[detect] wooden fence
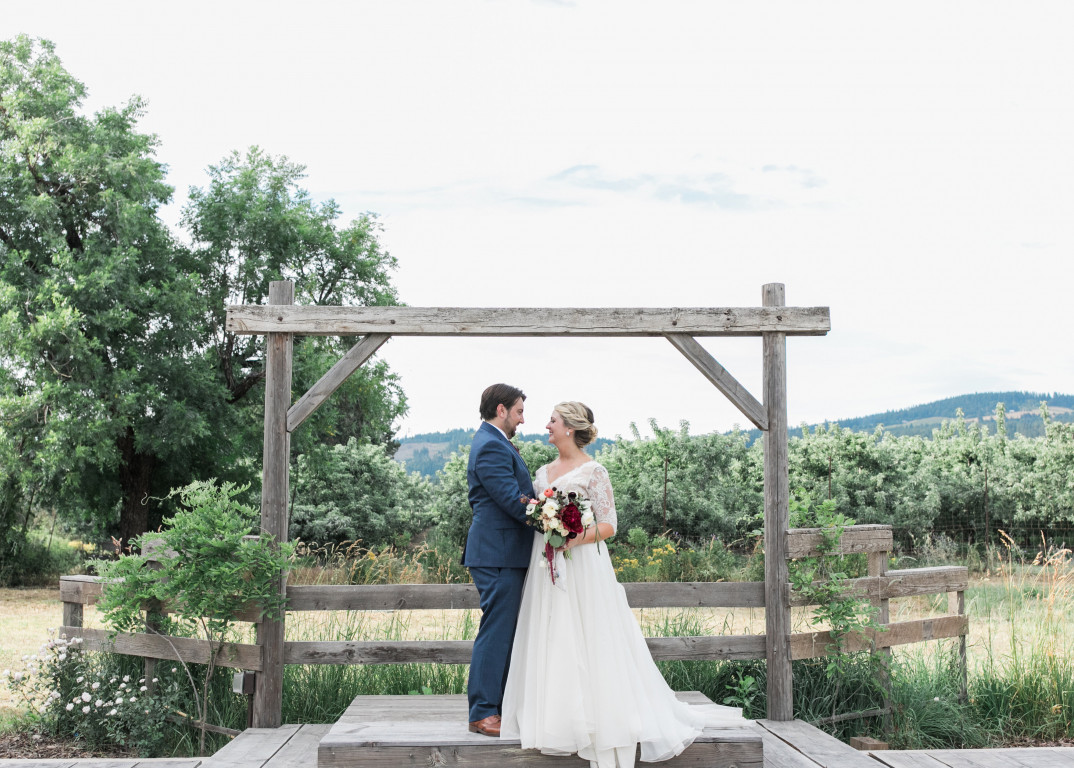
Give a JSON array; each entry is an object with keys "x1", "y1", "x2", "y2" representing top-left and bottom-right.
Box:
[{"x1": 58, "y1": 523, "x2": 968, "y2": 726}]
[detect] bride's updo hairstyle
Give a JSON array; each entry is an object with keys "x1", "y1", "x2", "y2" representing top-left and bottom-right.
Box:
[{"x1": 554, "y1": 401, "x2": 598, "y2": 448}]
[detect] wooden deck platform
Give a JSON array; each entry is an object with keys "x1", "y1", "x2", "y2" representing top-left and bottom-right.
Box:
[
  {"x1": 4, "y1": 695, "x2": 1074, "y2": 768},
  {"x1": 318, "y1": 692, "x2": 761, "y2": 767}
]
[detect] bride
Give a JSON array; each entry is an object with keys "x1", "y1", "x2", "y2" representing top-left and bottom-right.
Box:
[{"x1": 500, "y1": 401, "x2": 744, "y2": 768}]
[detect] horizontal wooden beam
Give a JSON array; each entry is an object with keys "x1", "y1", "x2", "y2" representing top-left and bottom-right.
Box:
[
  {"x1": 790, "y1": 614, "x2": 968, "y2": 659},
  {"x1": 665, "y1": 335, "x2": 768, "y2": 430},
  {"x1": 285, "y1": 634, "x2": 767, "y2": 665},
  {"x1": 285, "y1": 581, "x2": 767, "y2": 611},
  {"x1": 62, "y1": 627, "x2": 262, "y2": 670},
  {"x1": 786, "y1": 525, "x2": 894, "y2": 559},
  {"x1": 287, "y1": 333, "x2": 389, "y2": 432},
  {"x1": 789, "y1": 566, "x2": 969, "y2": 607},
  {"x1": 226, "y1": 306, "x2": 831, "y2": 337}
]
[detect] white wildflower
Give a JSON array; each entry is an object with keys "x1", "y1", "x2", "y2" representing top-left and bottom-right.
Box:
[
  {"x1": 91, "y1": 682, "x2": 100, "y2": 690},
  {"x1": 65, "y1": 703, "x2": 74, "y2": 711},
  {"x1": 95, "y1": 700, "x2": 104, "y2": 707},
  {"x1": 140, "y1": 686, "x2": 147, "y2": 692},
  {"x1": 81, "y1": 692, "x2": 91, "y2": 702},
  {"x1": 122, "y1": 675, "x2": 130, "y2": 682},
  {"x1": 76, "y1": 676, "x2": 85, "y2": 683},
  {"x1": 82, "y1": 706, "x2": 91, "y2": 714},
  {"x1": 108, "y1": 708, "x2": 117, "y2": 716}
]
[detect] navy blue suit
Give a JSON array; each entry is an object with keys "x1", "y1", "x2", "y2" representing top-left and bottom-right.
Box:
[{"x1": 464, "y1": 422, "x2": 534, "y2": 722}]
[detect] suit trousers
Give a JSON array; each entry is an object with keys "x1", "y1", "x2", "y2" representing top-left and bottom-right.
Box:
[{"x1": 467, "y1": 565, "x2": 527, "y2": 722}]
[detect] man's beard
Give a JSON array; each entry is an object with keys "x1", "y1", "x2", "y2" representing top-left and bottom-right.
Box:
[{"x1": 504, "y1": 423, "x2": 517, "y2": 438}]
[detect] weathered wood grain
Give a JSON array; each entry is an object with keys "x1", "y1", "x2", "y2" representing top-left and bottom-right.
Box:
[
  {"x1": 758, "y1": 718, "x2": 877, "y2": 766},
  {"x1": 61, "y1": 627, "x2": 261, "y2": 670},
  {"x1": 786, "y1": 524, "x2": 894, "y2": 559},
  {"x1": 320, "y1": 693, "x2": 761, "y2": 768},
  {"x1": 207, "y1": 723, "x2": 301, "y2": 768},
  {"x1": 285, "y1": 581, "x2": 767, "y2": 611},
  {"x1": 874, "y1": 753, "x2": 952, "y2": 768},
  {"x1": 60, "y1": 574, "x2": 105, "y2": 605},
  {"x1": 763, "y1": 283, "x2": 793, "y2": 722},
  {"x1": 255, "y1": 282, "x2": 293, "y2": 730},
  {"x1": 664, "y1": 334, "x2": 769, "y2": 430},
  {"x1": 790, "y1": 615, "x2": 969, "y2": 660},
  {"x1": 788, "y1": 566, "x2": 969, "y2": 606},
  {"x1": 286, "y1": 333, "x2": 389, "y2": 432},
  {"x1": 284, "y1": 634, "x2": 768, "y2": 665},
  {"x1": 225, "y1": 305, "x2": 832, "y2": 337}
]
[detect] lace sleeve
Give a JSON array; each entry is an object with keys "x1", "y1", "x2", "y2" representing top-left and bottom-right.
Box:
[{"x1": 586, "y1": 463, "x2": 617, "y2": 534}]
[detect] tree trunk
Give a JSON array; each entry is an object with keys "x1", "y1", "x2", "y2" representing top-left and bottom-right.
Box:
[{"x1": 117, "y1": 428, "x2": 155, "y2": 549}]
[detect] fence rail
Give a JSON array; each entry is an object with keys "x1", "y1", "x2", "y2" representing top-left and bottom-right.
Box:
[{"x1": 59, "y1": 524, "x2": 968, "y2": 719}]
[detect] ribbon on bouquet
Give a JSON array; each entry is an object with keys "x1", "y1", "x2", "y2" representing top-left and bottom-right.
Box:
[{"x1": 542, "y1": 542, "x2": 569, "y2": 592}]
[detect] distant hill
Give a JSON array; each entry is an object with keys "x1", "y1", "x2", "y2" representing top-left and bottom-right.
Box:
[
  {"x1": 752, "y1": 391, "x2": 1074, "y2": 442},
  {"x1": 395, "y1": 428, "x2": 613, "y2": 477}
]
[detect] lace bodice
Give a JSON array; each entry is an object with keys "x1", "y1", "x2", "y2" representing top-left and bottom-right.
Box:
[{"x1": 535, "y1": 461, "x2": 617, "y2": 533}]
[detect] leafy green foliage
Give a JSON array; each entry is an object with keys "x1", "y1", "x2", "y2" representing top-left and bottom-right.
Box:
[
  {"x1": 94, "y1": 479, "x2": 292, "y2": 753},
  {"x1": 290, "y1": 439, "x2": 433, "y2": 547},
  {"x1": 599, "y1": 420, "x2": 760, "y2": 542},
  {"x1": 0, "y1": 37, "x2": 408, "y2": 575}
]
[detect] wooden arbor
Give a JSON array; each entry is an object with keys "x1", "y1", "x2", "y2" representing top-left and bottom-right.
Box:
[{"x1": 225, "y1": 281, "x2": 831, "y2": 727}]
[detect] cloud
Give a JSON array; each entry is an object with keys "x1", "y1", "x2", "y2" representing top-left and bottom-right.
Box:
[
  {"x1": 761, "y1": 164, "x2": 826, "y2": 189},
  {"x1": 549, "y1": 164, "x2": 764, "y2": 209}
]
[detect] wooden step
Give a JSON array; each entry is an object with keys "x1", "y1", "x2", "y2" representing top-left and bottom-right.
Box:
[{"x1": 317, "y1": 693, "x2": 762, "y2": 767}]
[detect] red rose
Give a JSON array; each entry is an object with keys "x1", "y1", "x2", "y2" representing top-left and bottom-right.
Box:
[
  {"x1": 559, "y1": 504, "x2": 584, "y2": 536},
  {"x1": 543, "y1": 488, "x2": 555, "y2": 498}
]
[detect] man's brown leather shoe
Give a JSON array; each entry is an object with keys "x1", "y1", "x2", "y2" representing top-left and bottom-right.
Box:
[{"x1": 468, "y1": 714, "x2": 501, "y2": 736}]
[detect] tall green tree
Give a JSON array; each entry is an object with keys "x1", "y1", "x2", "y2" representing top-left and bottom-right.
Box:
[
  {"x1": 0, "y1": 37, "x2": 408, "y2": 568},
  {"x1": 0, "y1": 35, "x2": 216, "y2": 551},
  {"x1": 181, "y1": 147, "x2": 407, "y2": 457}
]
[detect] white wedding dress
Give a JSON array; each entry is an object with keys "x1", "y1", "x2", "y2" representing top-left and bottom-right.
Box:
[{"x1": 500, "y1": 461, "x2": 745, "y2": 768}]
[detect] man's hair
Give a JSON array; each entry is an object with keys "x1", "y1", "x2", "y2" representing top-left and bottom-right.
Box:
[{"x1": 479, "y1": 383, "x2": 526, "y2": 421}]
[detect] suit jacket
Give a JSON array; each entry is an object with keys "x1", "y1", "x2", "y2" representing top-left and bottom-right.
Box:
[{"x1": 462, "y1": 422, "x2": 535, "y2": 568}]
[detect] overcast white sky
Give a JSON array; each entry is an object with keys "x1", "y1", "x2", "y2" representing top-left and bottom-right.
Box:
[{"x1": 7, "y1": 1, "x2": 1072, "y2": 439}]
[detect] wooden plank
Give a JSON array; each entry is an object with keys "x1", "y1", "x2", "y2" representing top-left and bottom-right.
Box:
[
  {"x1": 665, "y1": 334, "x2": 769, "y2": 430},
  {"x1": 60, "y1": 574, "x2": 105, "y2": 605},
  {"x1": 321, "y1": 693, "x2": 761, "y2": 768},
  {"x1": 758, "y1": 719, "x2": 877, "y2": 766},
  {"x1": 62, "y1": 627, "x2": 261, "y2": 671},
  {"x1": 868, "y1": 752, "x2": 959, "y2": 768},
  {"x1": 225, "y1": 305, "x2": 832, "y2": 337},
  {"x1": 261, "y1": 723, "x2": 331, "y2": 768},
  {"x1": 284, "y1": 634, "x2": 767, "y2": 665},
  {"x1": 790, "y1": 615, "x2": 969, "y2": 660},
  {"x1": 253, "y1": 280, "x2": 292, "y2": 729},
  {"x1": 789, "y1": 567, "x2": 969, "y2": 607},
  {"x1": 60, "y1": 576, "x2": 263, "y2": 622},
  {"x1": 917, "y1": 748, "x2": 1070, "y2": 768},
  {"x1": 757, "y1": 726, "x2": 826, "y2": 768},
  {"x1": 786, "y1": 525, "x2": 893, "y2": 559},
  {"x1": 763, "y1": 283, "x2": 793, "y2": 722},
  {"x1": 286, "y1": 333, "x2": 389, "y2": 432},
  {"x1": 285, "y1": 581, "x2": 766, "y2": 611},
  {"x1": 208, "y1": 723, "x2": 302, "y2": 768}
]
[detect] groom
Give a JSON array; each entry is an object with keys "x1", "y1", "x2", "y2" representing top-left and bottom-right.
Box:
[{"x1": 463, "y1": 383, "x2": 534, "y2": 737}]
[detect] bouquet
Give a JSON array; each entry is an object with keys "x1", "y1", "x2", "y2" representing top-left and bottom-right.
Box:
[{"x1": 524, "y1": 487, "x2": 596, "y2": 584}]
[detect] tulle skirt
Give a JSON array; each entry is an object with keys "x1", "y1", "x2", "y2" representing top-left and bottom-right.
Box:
[{"x1": 500, "y1": 533, "x2": 743, "y2": 768}]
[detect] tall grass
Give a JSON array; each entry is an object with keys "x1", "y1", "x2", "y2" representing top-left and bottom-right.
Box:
[{"x1": 969, "y1": 532, "x2": 1074, "y2": 742}]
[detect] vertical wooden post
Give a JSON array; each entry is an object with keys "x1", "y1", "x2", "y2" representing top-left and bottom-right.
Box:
[
  {"x1": 62, "y1": 598, "x2": 83, "y2": 632},
  {"x1": 252, "y1": 280, "x2": 293, "y2": 728},
  {"x1": 869, "y1": 550, "x2": 892, "y2": 731},
  {"x1": 950, "y1": 590, "x2": 968, "y2": 702},
  {"x1": 763, "y1": 282, "x2": 793, "y2": 721}
]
